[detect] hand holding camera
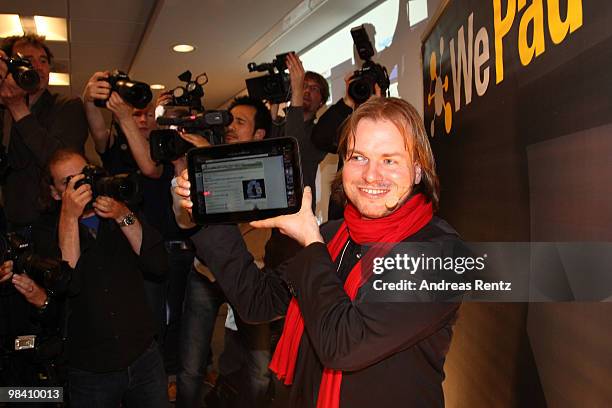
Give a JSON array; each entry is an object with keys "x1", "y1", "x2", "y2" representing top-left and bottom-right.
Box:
[
  {"x1": 106, "y1": 92, "x2": 132, "y2": 122},
  {"x1": 83, "y1": 71, "x2": 111, "y2": 104},
  {"x1": 61, "y1": 174, "x2": 93, "y2": 220},
  {"x1": 285, "y1": 52, "x2": 305, "y2": 107},
  {"x1": 92, "y1": 70, "x2": 152, "y2": 109},
  {"x1": 92, "y1": 195, "x2": 131, "y2": 223}
]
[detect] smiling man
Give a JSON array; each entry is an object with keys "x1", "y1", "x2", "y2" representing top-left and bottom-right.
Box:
[{"x1": 176, "y1": 97, "x2": 464, "y2": 407}]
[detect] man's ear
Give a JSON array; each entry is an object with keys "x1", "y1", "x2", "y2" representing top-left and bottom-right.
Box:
[
  {"x1": 414, "y1": 164, "x2": 422, "y2": 185},
  {"x1": 253, "y1": 129, "x2": 266, "y2": 141},
  {"x1": 50, "y1": 184, "x2": 62, "y2": 201}
]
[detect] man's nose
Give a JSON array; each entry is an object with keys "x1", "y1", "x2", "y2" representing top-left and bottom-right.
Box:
[{"x1": 363, "y1": 161, "x2": 382, "y2": 183}]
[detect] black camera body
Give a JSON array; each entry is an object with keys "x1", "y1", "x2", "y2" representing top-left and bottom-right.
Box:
[
  {"x1": 73, "y1": 165, "x2": 141, "y2": 205},
  {"x1": 246, "y1": 52, "x2": 292, "y2": 104},
  {"x1": 170, "y1": 70, "x2": 208, "y2": 111},
  {"x1": 349, "y1": 25, "x2": 390, "y2": 104},
  {"x1": 0, "y1": 55, "x2": 40, "y2": 92},
  {"x1": 0, "y1": 232, "x2": 72, "y2": 295},
  {"x1": 150, "y1": 110, "x2": 232, "y2": 163},
  {"x1": 94, "y1": 70, "x2": 153, "y2": 109}
]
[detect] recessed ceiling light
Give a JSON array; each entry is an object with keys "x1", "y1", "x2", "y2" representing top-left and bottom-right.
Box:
[
  {"x1": 49, "y1": 72, "x2": 69, "y2": 86},
  {"x1": 172, "y1": 44, "x2": 195, "y2": 53},
  {"x1": 150, "y1": 84, "x2": 165, "y2": 90},
  {"x1": 0, "y1": 14, "x2": 24, "y2": 38},
  {"x1": 34, "y1": 16, "x2": 68, "y2": 41}
]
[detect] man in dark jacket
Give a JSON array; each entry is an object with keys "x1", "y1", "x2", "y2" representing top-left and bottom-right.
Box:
[
  {"x1": 175, "y1": 97, "x2": 462, "y2": 407},
  {"x1": 0, "y1": 34, "x2": 88, "y2": 229},
  {"x1": 44, "y1": 149, "x2": 168, "y2": 407}
]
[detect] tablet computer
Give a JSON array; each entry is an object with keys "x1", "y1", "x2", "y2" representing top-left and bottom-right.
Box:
[{"x1": 186, "y1": 137, "x2": 303, "y2": 224}]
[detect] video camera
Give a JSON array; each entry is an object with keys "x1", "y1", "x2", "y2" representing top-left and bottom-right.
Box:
[
  {"x1": 246, "y1": 52, "x2": 292, "y2": 104},
  {"x1": 94, "y1": 70, "x2": 153, "y2": 109},
  {"x1": 0, "y1": 232, "x2": 72, "y2": 295},
  {"x1": 349, "y1": 25, "x2": 390, "y2": 104},
  {"x1": 169, "y1": 70, "x2": 208, "y2": 111},
  {"x1": 71, "y1": 165, "x2": 141, "y2": 205},
  {"x1": 149, "y1": 110, "x2": 233, "y2": 163},
  {"x1": 0, "y1": 54, "x2": 40, "y2": 92}
]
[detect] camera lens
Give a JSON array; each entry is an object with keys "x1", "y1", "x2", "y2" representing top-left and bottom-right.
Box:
[
  {"x1": 14, "y1": 67, "x2": 40, "y2": 92},
  {"x1": 348, "y1": 79, "x2": 372, "y2": 104}
]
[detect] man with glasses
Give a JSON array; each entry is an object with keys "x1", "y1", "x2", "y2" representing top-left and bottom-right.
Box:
[{"x1": 266, "y1": 53, "x2": 330, "y2": 268}]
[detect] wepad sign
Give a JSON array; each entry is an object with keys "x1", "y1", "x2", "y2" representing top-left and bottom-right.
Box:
[{"x1": 424, "y1": 0, "x2": 583, "y2": 137}]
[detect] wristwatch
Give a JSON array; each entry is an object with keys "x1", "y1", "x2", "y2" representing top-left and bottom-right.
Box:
[{"x1": 118, "y1": 212, "x2": 136, "y2": 227}]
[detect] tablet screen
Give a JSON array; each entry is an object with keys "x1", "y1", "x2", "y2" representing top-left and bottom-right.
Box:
[{"x1": 187, "y1": 137, "x2": 302, "y2": 224}]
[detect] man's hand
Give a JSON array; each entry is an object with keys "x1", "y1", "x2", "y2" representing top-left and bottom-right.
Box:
[
  {"x1": 250, "y1": 186, "x2": 323, "y2": 247},
  {"x1": 286, "y1": 52, "x2": 305, "y2": 107},
  {"x1": 174, "y1": 169, "x2": 193, "y2": 217},
  {"x1": 82, "y1": 71, "x2": 110, "y2": 104},
  {"x1": 92, "y1": 196, "x2": 131, "y2": 223},
  {"x1": 0, "y1": 260, "x2": 13, "y2": 284},
  {"x1": 61, "y1": 174, "x2": 92, "y2": 220},
  {"x1": 0, "y1": 71, "x2": 29, "y2": 118},
  {"x1": 179, "y1": 131, "x2": 211, "y2": 148},
  {"x1": 156, "y1": 91, "x2": 173, "y2": 107},
  {"x1": 343, "y1": 71, "x2": 383, "y2": 109},
  {"x1": 12, "y1": 272, "x2": 48, "y2": 308},
  {"x1": 106, "y1": 92, "x2": 132, "y2": 122}
]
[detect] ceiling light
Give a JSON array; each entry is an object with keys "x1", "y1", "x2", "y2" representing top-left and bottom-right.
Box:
[
  {"x1": 49, "y1": 72, "x2": 70, "y2": 86},
  {"x1": 150, "y1": 84, "x2": 165, "y2": 90},
  {"x1": 172, "y1": 44, "x2": 195, "y2": 53},
  {"x1": 0, "y1": 14, "x2": 24, "y2": 38},
  {"x1": 34, "y1": 16, "x2": 68, "y2": 41}
]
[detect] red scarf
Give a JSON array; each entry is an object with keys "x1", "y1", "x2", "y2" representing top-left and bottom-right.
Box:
[{"x1": 269, "y1": 194, "x2": 433, "y2": 408}]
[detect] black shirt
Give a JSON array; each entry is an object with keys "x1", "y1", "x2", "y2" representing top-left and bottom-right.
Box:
[
  {"x1": 192, "y1": 217, "x2": 462, "y2": 408},
  {"x1": 33, "y1": 212, "x2": 168, "y2": 372},
  {"x1": 4, "y1": 90, "x2": 88, "y2": 226}
]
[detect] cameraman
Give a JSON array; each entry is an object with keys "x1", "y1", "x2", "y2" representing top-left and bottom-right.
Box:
[
  {"x1": 269, "y1": 53, "x2": 328, "y2": 206},
  {"x1": 0, "y1": 34, "x2": 88, "y2": 230},
  {"x1": 39, "y1": 148, "x2": 168, "y2": 407},
  {"x1": 173, "y1": 96, "x2": 273, "y2": 408}
]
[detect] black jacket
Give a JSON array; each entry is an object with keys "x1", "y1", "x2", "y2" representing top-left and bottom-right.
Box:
[
  {"x1": 33, "y1": 212, "x2": 167, "y2": 372},
  {"x1": 192, "y1": 216, "x2": 462, "y2": 407},
  {"x1": 4, "y1": 90, "x2": 88, "y2": 226}
]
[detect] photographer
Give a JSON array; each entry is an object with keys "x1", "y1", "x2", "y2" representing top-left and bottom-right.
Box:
[
  {"x1": 0, "y1": 34, "x2": 88, "y2": 229},
  {"x1": 0, "y1": 255, "x2": 63, "y2": 392},
  {"x1": 82, "y1": 71, "x2": 161, "y2": 179},
  {"x1": 39, "y1": 148, "x2": 168, "y2": 407},
  {"x1": 172, "y1": 96, "x2": 273, "y2": 408}
]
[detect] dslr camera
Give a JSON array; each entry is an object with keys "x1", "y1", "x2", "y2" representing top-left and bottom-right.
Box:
[
  {"x1": 168, "y1": 70, "x2": 208, "y2": 111},
  {"x1": 348, "y1": 25, "x2": 390, "y2": 104},
  {"x1": 72, "y1": 165, "x2": 141, "y2": 205},
  {"x1": 0, "y1": 232, "x2": 72, "y2": 295},
  {"x1": 150, "y1": 110, "x2": 233, "y2": 163},
  {"x1": 94, "y1": 70, "x2": 153, "y2": 109},
  {"x1": 0, "y1": 54, "x2": 40, "y2": 92},
  {"x1": 246, "y1": 52, "x2": 292, "y2": 104}
]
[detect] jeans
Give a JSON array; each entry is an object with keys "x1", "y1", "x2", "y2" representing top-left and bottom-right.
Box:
[
  {"x1": 163, "y1": 245, "x2": 194, "y2": 375},
  {"x1": 176, "y1": 268, "x2": 225, "y2": 408},
  {"x1": 68, "y1": 341, "x2": 168, "y2": 408},
  {"x1": 219, "y1": 318, "x2": 271, "y2": 408}
]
